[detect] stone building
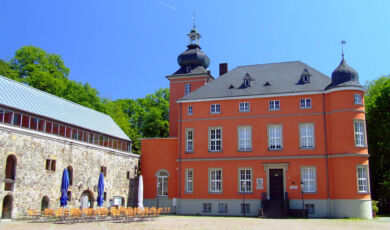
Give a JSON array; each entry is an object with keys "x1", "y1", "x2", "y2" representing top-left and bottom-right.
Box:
[{"x1": 0, "y1": 76, "x2": 139, "y2": 219}]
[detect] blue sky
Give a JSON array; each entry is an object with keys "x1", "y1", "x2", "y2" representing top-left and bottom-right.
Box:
[{"x1": 1, "y1": 0, "x2": 389, "y2": 100}]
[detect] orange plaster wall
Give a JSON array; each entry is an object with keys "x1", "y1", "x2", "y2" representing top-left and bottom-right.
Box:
[{"x1": 141, "y1": 138, "x2": 178, "y2": 199}]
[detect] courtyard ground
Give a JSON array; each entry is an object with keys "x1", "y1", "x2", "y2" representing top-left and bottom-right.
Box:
[{"x1": 0, "y1": 216, "x2": 389, "y2": 230}]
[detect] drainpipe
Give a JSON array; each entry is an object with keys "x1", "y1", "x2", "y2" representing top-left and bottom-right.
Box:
[
  {"x1": 178, "y1": 103, "x2": 182, "y2": 213},
  {"x1": 322, "y1": 93, "x2": 331, "y2": 217}
]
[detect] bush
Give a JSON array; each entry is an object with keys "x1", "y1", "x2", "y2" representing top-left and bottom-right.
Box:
[{"x1": 372, "y1": 200, "x2": 379, "y2": 213}]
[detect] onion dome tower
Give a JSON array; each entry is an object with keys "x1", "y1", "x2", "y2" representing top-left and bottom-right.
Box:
[{"x1": 175, "y1": 26, "x2": 210, "y2": 74}]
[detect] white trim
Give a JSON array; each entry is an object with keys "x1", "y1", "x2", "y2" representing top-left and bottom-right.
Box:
[{"x1": 177, "y1": 87, "x2": 366, "y2": 103}]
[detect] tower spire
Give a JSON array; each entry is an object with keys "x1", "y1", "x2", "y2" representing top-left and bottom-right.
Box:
[
  {"x1": 192, "y1": 12, "x2": 196, "y2": 28},
  {"x1": 340, "y1": 40, "x2": 346, "y2": 60}
]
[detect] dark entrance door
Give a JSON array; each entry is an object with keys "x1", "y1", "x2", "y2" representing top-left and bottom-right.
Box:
[
  {"x1": 2, "y1": 195, "x2": 13, "y2": 219},
  {"x1": 269, "y1": 169, "x2": 284, "y2": 200}
]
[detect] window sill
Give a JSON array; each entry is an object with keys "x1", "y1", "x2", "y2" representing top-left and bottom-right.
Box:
[
  {"x1": 238, "y1": 192, "x2": 253, "y2": 194},
  {"x1": 238, "y1": 149, "x2": 252, "y2": 152},
  {"x1": 238, "y1": 110, "x2": 250, "y2": 113},
  {"x1": 210, "y1": 112, "x2": 221, "y2": 114},
  {"x1": 300, "y1": 107, "x2": 312, "y2": 109},
  {"x1": 355, "y1": 145, "x2": 367, "y2": 148},
  {"x1": 185, "y1": 151, "x2": 194, "y2": 154},
  {"x1": 208, "y1": 191, "x2": 223, "y2": 194},
  {"x1": 184, "y1": 191, "x2": 193, "y2": 194},
  {"x1": 268, "y1": 109, "x2": 280, "y2": 111},
  {"x1": 357, "y1": 191, "x2": 370, "y2": 194},
  {"x1": 268, "y1": 148, "x2": 283, "y2": 151},
  {"x1": 300, "y1": 147, "x2": 315, "y2": 150},
  {"x1": 208, "y1": 150, "x2": 222, "y2": 153},
  {"x1": 302, "y1": 191, "x2": 317, "y2": 194}
]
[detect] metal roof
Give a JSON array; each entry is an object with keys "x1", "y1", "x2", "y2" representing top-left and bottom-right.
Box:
[
  {"x1": 0, "y1": 76, "x2": 130, "y2": 140},
  {"x1": 179, "y1": 61, "x2": 332, "y2": 101}
]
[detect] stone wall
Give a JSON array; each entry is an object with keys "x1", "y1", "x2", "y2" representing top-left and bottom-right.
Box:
[{"x1": 0, "y1": 124, "x2": 139, "y2": 218}]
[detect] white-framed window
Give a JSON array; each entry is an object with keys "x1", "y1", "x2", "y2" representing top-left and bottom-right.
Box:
[
  {"x1": 187, "y1": 105, "x2": 193, "y2": 115},
  {"x1": 185, "y1": 128, "x2": 194, "y2": 152},
  {"x1": 185, "y1": 83, "x2": 191, "y2": 95},
  {"x1": 300, "y1": 98, "x2": 312, "y2": 109},
  {"x1": 210, "y1": 104, "x2": 221, "y2": 114},
  {"x1": 218, "y1": 203, "x2": 228, "y2": 213},
  {"x1": 301, "y1": 167, "x2": 316, "y2": 193},
  {"x1": 239, "y1": 102, "x2": 250, "y2": 112},
  {"x1": 354, "y1": 120, "x2": 366, "y2": 147},
  {"x1": 209, "y1": 168, "x2": 222, "y2": 192},
  {"x1": 185, "y1": 169, "x2": 193, "y2": 193},
  {"x1": 268, "y1": 125, "x2": 282, "y2": 150},
  {"x1": 239, "y1": 169, "x2": 252, "y2": 192},
  {"x1": 357, "y1": 165, "x2": 369, "y2": 193},
  {"x1": 300, "y1": 123, "x2": 315, "y2": 149},
  {"x1": 244, "y1": 79, "x2": 250, "y2": 87},
  {"x1": 209, "y1": 127, "x2": 222, "y2": 152},
  {"x1": 157, "y1": 170, "x2": 169, "y2": 196},
  {"x1": 203, "y1": 203, "x2": 211, "y2": 212},
  {"x1": 269, "y1": 100, "x2": 280, "y2": 110},
  {"x1": 303, "y1": 75, "x2": 310, "y2": 83},
  {"x1": 354, "y1": 94, "x2": 362, "y2": 105},
  {"x1": 238, "y1": 126, "x2": 252, "y2": 151},
  {"x1": 305, "y1": 204, "x2": 315, "y2": 214}
]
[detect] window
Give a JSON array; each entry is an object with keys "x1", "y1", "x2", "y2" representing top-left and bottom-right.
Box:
[
  {"x1": 0, "y1": 109, "x2": 3, "y2": 122},
  {"x1": 126, "y1": 171, "x2": 130, "y2": 179},
  {"x1": 21, "y1": 115, "x2": 29, "y2": 128},
  {"x1": 185, "y1": 169, "x2": 193, "y2": 193},
  {"x1": 209, "y1": 127, "x2": 222, "y2": 152},
  {"x1": 354, "y1": 94, "x2": 362, "y2": 105},
  {"x1": 45, "y1": 159, "x2": 56, "y2": 172},
  {"x1": 357, "y1": 166, "x2": 369, "y2": 193},
  {"x1": 218, "y1": 203, "x2": 227, "y2": 213},
  {"x1": 67, "y1": 191, "x2": 72, "y2": 201},
  {"x1": 209, "y1": 168, "x2": 222, "y2": 192},
  {"x1": 239, "y1": 169, "x2": 252, "y2": 192},
  {"x1": 101, "y1": 166, "x2": 107, "y2": 177},
  {"x1": 185, "y1": 128, "x2": 194, "y2": 152},
  {"x1": 268, "y1": 125, "x2": 282, "y2": 150},
  {"x1": 238, "y1": 126, "x2": 252, "y2": 151},
  {"x1": 300, "y1": 98, "x2": 312, "y2": 109},
  {"x1": 187, "y1": 105, "x2": 193, "y2": 115},
  {"x1": 157, "y1": 170, "x2": 169, "y2": 196},
  {"x1": 303, "y1": 75, "x2": 310, "y2": 83},
  {"x1": 210, "y1": 104, "x2": 221, "y2": 114},
  {"x1": 185, "y1": 83, "x2": 191, "y2": 95},
  {"x1": 45, "y1": 122, "x2": 52, "y2": 134},
  {"x1": 354, "y1": 120, "x2": 366, "y2": 147},
  {"x1": 241, "y1": 203, "x2": 250, "y2": 213},
  {"x1": 244, "y1": 79, "x2": 250, "y2": 87},
  {"x1": 203, "y1": 203, "x2": 211, "y2": 212},
  {"x1": 269, "y1": 100, "x2": 280, "y2": 110},
  {"x1": 4, "y1": 110, "x2": 12, "y2": 124},
  {"x1": 30, "y1": 117, "x2": 38, "y2": 130},
  {"x1": 301, "y1": 167, "x2": 316, "y2": 193},
  {"x1": 12, "y1": 113, "x2": 21, "y2": 126},
  {"x1": 239, "y1": 102, "x2": 250, "y2": 112},
  {"x1": 305, "y1": 204, "x2": 315, "y2": 214},
  {"x1": 300, "y1": 123, "x2": 314, "y2": 149},
  {"x1": 38, "y1": 119, "x2": 45, "y2": 132}
]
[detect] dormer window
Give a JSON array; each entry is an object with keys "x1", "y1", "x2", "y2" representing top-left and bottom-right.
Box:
[
  {"x1": 300, "y1": 68, "x2": 311, "y2": 84},
  {"x1": 186, "y1": 66, "x2": 192, "y2": 73},
  {"x1": 242, "y1": 73, "x2": 254, "y2": 88},
  {"x1": 244, "y1": 79, "x2": 250, "y2": 87},
  {"x1": 303, "y1": 75, "x2": 310, "y2": 83}
]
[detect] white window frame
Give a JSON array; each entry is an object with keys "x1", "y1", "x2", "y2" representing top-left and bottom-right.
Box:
[
  {"x1": 300, "y1": 98, "x2": 312, "y2": 109},
  {"x1": 238, "y1": 126, "x2": 252, "y2": 151},
  {"x1": 299, "y1": 123, "x2": 315, "y2": 149},
  {"x1": 209, "y1": 168, "x2": 222, "y2": 193},
  {"x1": 185, "y1": 128, "x2": 194, "y2": 152},
  {"x1": 239, "y1": 168, "x2": 252, "y2": 193},
  {"x1": 210, "y1": 104, "x2": 221, "y2": 114},
  {"x1": 301, "y1": 166, "x2": 316, "y2": 193},
  {"x1": 156, "y1": 170, "x2": 169, "y2": 196},
  {"x1": 185, "y1": 169, "x2": 193, "y2": 193},
  {"x1": 184, "y1": 83, "x2": 191, "y2": 95},
  {"x1": 354, "y1": 94, "x2": 362, "y2": 105},
  {"x1": 357, "y1": 165, "x2": 370, "y2": 193},
  {"x1": 239, "y1": 102, "x2": 250, "y2": 112},
  {"x1": 269, "y1": 100, "x2": 280, "y2": 110},
  {"x1": 187, "y1": 105, "x2": 193, "y2": 115},
  {"x1": 354, "y1": 120, "x2": 366, "y2": 147},
  {"x1": 209, "y1": 127, "x2": 222, "y2": 152},
  {"x1": 303, "y1": 75, "x2": 310, "y2": 83},
  {"x1": 268, "y1": 124, "x2": 283, "y2": 150},
  {"x1": 218, "y1": 203, "x2": 228, "y2": 213}
]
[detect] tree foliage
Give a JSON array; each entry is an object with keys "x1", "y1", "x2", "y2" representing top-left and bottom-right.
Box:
[
  {"x1": 365, "y1": 75, "x2": 390, "y2": 213},
  {"x1": 0, "y1": 46, "x2": 170, "y2": 154}
]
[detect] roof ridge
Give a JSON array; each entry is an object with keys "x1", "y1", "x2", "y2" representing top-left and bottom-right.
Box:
[
  {"x1": 0, "y1": 75, "x2": 112, "y2": 119},
  {"x1": 236, "y1": 60, "x2": 302, "y2": 68}
]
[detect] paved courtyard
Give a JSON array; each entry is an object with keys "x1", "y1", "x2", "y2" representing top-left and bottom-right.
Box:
[{"x1": 0, "y1": 216, "x2": 389, "y2": 230}]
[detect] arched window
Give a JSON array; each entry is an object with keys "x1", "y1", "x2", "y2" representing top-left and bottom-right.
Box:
[
  {"x1": 156, "y1": 170, "x2": 169, "y2": 196},
  {"x1": 81, "y1": 190, "x2": 94, "y2": 209},
  {"x1": 67, "y1": 166, "x2": 73, "y2": 186},
  {"x1": 2, "y1": 195, "x2": 13, "y2": 219},
  {"x1": 41, "y1": 196, "x2": 50, "y2": 211},
  {"x1": 5, "y1": 155, "x2": 16, "y2": 180}
]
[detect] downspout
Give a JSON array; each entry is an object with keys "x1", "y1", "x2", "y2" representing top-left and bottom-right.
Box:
[
  {"x1": 322, "y1": 93, "x2": 331, "y2": 217},
  {"x1": 178, "y1": 103, "x2": 182, "y2": 213}
]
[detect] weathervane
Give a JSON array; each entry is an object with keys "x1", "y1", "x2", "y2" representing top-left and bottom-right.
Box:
[
  {"x1": 192, "y1": 12, "x2": 196, "y2": 28},
  {"x1": 340, "y1": 40, "x2": 346, "y2": 59}
]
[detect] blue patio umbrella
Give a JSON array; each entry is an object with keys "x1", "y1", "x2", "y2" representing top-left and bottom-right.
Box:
[
  {"x1": 60, "y1": 169, "x2": 70, "y2": 207},
  {"x1": 97, "y1": 172, "x2": 104, "y2": 207}
]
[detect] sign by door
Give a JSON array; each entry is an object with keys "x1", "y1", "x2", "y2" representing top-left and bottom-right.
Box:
[{"x1": 256, "y1": 178, "x2": 264, "y2": 189}]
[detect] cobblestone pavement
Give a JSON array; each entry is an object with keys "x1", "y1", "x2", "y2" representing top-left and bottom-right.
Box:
[{"x1": 0, "y1": 216, "x2": 389, "y2": 230}]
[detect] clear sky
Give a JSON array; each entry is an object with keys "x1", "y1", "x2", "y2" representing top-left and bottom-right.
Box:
[{"x1": 1, "y1": 0, "x2": 389, "y2": 100}]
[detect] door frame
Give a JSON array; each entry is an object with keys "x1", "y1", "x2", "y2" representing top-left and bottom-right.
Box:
[{"x1": 263, "y1": 163, "x2": 289, "y2": 200}]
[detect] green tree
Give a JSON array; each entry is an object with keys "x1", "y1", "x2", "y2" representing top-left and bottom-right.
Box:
[
  {"x1": 0, "y1": 60, "x2": 19, "y2": 80},
  {"x1": 365, "y1": 75, "x2": 390, "y2": 213}
]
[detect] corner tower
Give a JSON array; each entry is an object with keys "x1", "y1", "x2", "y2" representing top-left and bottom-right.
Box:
[{"x1": 167, "y1": 26, "x2": 214, "y2": 137}]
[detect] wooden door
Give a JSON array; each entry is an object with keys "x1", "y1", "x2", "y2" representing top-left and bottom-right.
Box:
[{"x1": 269, "y1": 169, "x2": 284, "y2": 200}]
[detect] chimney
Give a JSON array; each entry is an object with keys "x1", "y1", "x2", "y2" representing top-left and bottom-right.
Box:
[{"x1": 219, "y1": 63, "x2": 228, "y2": 76}]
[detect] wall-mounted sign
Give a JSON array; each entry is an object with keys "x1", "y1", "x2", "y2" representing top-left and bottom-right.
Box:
[
  {"x1": 256, "y1": 178, "x2": 264, "y2": 189},
  {"x1": 289, "y1": 185, "x2": 298, "y2": 189}
]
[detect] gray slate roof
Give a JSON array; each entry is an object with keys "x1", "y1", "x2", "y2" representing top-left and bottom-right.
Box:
[
  {"x1": 179, "y1": 61, "x2": 332, "y2": 101},
  {"x1": 0, "y1": 76, "x2": 130, "y2": 140}
]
